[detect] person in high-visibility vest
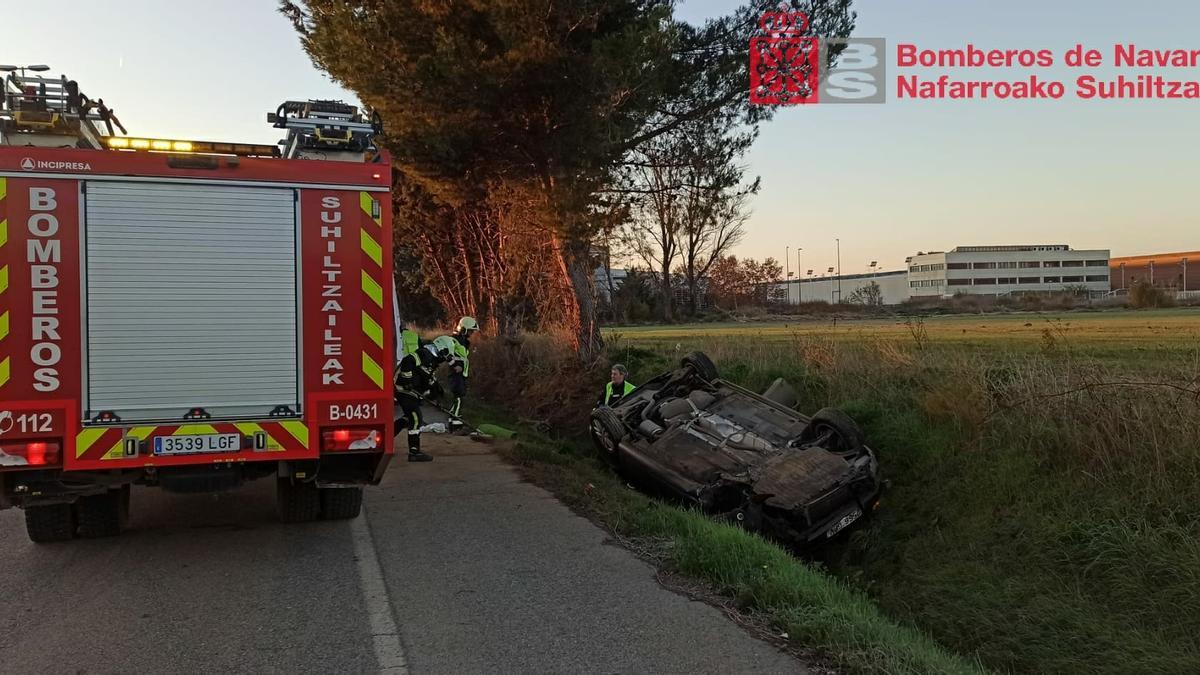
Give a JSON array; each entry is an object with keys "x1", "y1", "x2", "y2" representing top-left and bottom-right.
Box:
[
  {"x1": 394, "y1": 338, "x2": 453, "y2": 462},
  {"x1": 598, "y1": 363, "x2": 636, "y2": 407},
  {"x1": 447, "y1": 316, "x2": 478, "y2": 427},
  {"x1": 400, "y1": 326, "x2": 421, "y2": 356}
]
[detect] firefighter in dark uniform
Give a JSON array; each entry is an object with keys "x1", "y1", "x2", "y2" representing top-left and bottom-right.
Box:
[
  {"x1": 394, "y1": 338, "x2": 454, "y2": 462},
  {"x1": 598, "y1": 363, "x2": 636, "y2": 407},
  {"x1": 447, "y1": 316, "x2": 478, "y2": 429}
]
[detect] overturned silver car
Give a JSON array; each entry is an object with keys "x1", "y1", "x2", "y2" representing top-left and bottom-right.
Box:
[{"x1": 590, "y1": 352, "x2": 882, "y2": 545}]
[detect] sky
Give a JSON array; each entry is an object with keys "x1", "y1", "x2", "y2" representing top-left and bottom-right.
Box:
[{"x1": 4, "y1": 0, "x2": 1198, "y2": 276}]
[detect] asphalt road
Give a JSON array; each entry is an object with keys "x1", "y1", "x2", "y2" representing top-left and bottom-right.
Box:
[{"x1": 0, "y1": 432, "x2": 803, "y2": 674}]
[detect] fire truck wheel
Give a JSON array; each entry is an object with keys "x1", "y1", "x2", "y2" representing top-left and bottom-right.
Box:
[
  {"x1": 25, "y1": 503, "x2": 76, "y2": 543},
  {"x1": 76, "y1": 490, "x2": 125, "y2": 538},
  {"x1": 320, "y1": 487, "x2": 364, "y2": 520},
  {"x1": 277, "y1": 478, "x2": 321, "y2": 523}
]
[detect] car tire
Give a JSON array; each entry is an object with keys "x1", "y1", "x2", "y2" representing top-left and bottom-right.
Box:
[
  {"x1": 590, "y1": 407, "x2": 626, "y2": 464},
  {"x1": 681, "y1": 351, "x2": 718, "y2": 382},
  {"x1": 797, "y1": 407, "x2": 866, "y2": 453},
  {"x1": 321, "y1": 487, "x2": 363, "y2": 520},
  {"x1": 25, "y1": 503, "x2": 75, "y2": 543},
  {"x1": 76, "y1": 490, "x2": 125, "y2": 538},
  {"x1": 277, "y1": 477, "x2": 321, "y2": 523}
]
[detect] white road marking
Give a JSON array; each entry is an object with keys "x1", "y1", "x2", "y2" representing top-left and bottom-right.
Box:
[{"x1": 350, "y1": 510, "x2": 410, "y2": 674}]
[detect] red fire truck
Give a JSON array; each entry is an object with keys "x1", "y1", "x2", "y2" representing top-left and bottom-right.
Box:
[{"x1": 0, "y1": 67, "x2": 395, "y2": 542}]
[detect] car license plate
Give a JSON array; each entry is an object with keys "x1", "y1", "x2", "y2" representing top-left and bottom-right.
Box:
[
  {"x1": 826, "y1": 506, "x2": 862, "y2": 538},
  {"x1": 154, "y1": 433, "x2": 240, "y2": 456}
]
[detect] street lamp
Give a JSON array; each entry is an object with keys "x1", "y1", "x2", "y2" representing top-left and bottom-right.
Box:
[
  {"x1": 826, "y1": 266, "x2": 835, "y2": 303},
  {"x1": 796, "y1": 247, "x2": 803, "y2": 305},
  {"x1": 835, "y1": 238, "x2": 843, "y2": 303}
]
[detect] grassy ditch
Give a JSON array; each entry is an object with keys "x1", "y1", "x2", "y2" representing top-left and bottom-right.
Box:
[
  {"x1": 603, "y1": 312, "x2": 1200, "y2": 675},
  {"x1": 468, "y1": 308, "x2": 1200, "y2": 674},
  {"x1": 463, "y1": 398, "x2": 985, "y2": 675}
]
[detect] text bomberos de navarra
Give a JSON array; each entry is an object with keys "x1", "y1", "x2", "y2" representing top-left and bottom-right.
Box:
[{"x1": 896, "y1": 44, "x2": 1200, "y2": 100}]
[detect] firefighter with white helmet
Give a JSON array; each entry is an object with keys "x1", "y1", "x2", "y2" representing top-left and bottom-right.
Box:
[
  {"x1": 394, "y1": 337, "x2": 455, "y2": 462},
  {"x1": 448, "y1": 317, "x2": 479, "y2": 427}
]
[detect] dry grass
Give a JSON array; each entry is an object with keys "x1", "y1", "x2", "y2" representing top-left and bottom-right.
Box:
[
  {"x1": 602, "y1": 322, "x2": 1200, "y2": 674},
  {"x1": 470, "y1": 312, "x2": 1200, "y2": 673},
  {"x1": 469, "y1": 333, "x2": 606, "y2": 429}
]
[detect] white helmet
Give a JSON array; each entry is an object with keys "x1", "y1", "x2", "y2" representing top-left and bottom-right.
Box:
[
  {"x1": 431, "y1": 335, "x2": 458, "y2": 360},
  {"x1": 457, "y1": 316, "x2": 479, "y2": 332}
]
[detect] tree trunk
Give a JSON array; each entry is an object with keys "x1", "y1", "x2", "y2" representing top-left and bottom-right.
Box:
[
  {"x1": 566, "y1": 247, "x2": 603, "y2": 361},
  {"x1": 687, "y1": 275, "x2": 698, "y2": 315},
  {"x1": 548, "y1": 232, "x2": 603, "y2": 360},
  {"x1": 659, "y1": 259, "x2": 673, "y2": 322}
]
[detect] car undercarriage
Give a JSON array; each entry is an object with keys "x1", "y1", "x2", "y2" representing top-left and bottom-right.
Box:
[{"x1": 590, "y1": 352, "x2": 882, "y2": 546}]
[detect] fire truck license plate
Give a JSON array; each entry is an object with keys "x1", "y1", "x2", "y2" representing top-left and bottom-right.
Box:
[{"x1": 154, "y1": 434, "x2": 240, "y2": 456}]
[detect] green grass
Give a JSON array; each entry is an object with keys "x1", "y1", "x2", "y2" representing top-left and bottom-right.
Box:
[
  {"x1": 600, "y1": 308, "x2": 1200, "y2": 674},
  {"x1": 464, "y1": 398, "x2": 985, "y2": 675},
  {"x1": 609, "y1": 308, "x2": 1200, "y2": 375}
]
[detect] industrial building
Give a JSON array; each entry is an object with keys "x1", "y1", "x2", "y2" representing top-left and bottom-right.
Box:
[
  {"x1": 593, "y1": 266, "x2": 629, "y2": 301},
  {"x1": 774, "y1": 270, "x2": 910, "y2": 305},
  {"x1": 907, "y1": 245, "x2": 1111, "y2": 298},
  {"x1": 1109, "y1": 250, "x2": 1198, "y2": 293}
]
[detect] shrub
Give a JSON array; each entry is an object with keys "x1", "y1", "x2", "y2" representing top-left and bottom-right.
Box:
[{"x1": 1129, "y1": 281, "x2": 1174, "y2": 308}]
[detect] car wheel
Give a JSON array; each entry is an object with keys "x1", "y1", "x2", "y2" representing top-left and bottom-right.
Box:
[
  {"x1": 76, "y1": 490, "x2": 125, "y2": 538},
  {"x1": 797, "y1": 407, "x2": 866, "y2": 453},
  {"x1": 25, "y1": 503, "x2": 76, "y2": 543},
  {"x1": 590, "y1": 407, "x2": 626, "y2": 464},
  {"x1": 681, "y1": 351, "x2": 718, "y2": 382},
  {"x1": 277, "y1": 477, "x2": 321, "y2": 523},
  {"x1": 321, "y1": 487, "x2": 363, "y2": 520}
]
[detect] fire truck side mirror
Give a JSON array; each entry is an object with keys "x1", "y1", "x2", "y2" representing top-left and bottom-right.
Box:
[{"x1": 267, "y1": 113, "x2": 278, "y2": 124}]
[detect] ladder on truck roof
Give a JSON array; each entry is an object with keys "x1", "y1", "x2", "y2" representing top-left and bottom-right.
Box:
[
  {"x1": 269, "y1": 99, "x2": 382, "y2": 162},
  {"x1": 0, "y1": 65, "x2": 126, "y2": 149}
]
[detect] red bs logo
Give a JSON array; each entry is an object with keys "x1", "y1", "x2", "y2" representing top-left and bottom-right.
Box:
[{"x1": 749, "y1": 11, "x2": 820, "y2": 105}]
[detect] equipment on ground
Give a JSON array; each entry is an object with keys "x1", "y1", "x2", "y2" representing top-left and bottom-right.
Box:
[{"x1": 0, "y1": 68, "x2": 395, "y2": 542}]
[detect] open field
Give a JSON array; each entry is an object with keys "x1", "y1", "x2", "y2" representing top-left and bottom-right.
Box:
[
  {"x1": 594, "y1": 307, "x2": 1200, "y2": 674},
  {"x1": 611, "y1": 308, "x2": 1200, "y2": 343},
  {"x1": 609, "y1": 308, "x2": 1200, "y2": 374}
]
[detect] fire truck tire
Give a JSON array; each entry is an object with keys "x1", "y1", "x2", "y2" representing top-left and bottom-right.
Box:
[
  {"x1": 321, "y1": 487, "x2": 363, "y2": 520},
  {"x1": 277, "y1": 478, "x2": 321, "y2": 523},
  {"x1": 25, "y1": 503, "x2": 76, "y2": 543},
  {"x1": 76, "y1": 489, "x2": 126, "y2": 538}
]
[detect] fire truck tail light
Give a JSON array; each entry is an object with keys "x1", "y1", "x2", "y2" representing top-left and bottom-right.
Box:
[
  {"x1": 26, "y1": 443, "x2": 48, "y2": 465},
  {"x1": 320, "y1": 427, "x2": 382, "y2": 452},
  {"x1": 0, "y1": 441, "x2": 62, "y2": 467}
]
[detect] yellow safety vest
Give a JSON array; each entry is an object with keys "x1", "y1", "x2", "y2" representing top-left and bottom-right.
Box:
[
  {"x1": 401, "y1": 329, "x2": 420, "y2": 356},
  {"x1": 453, "y1": 341, "x2": 470, "y2": 377},
  {"x1": 604, "y1": 381, "x2": 636, "y2": 405}
]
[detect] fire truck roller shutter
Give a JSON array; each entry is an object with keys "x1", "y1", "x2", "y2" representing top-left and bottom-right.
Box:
[{"x1": 84, "y1": 182, "x2": 299, "y2": 422}]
